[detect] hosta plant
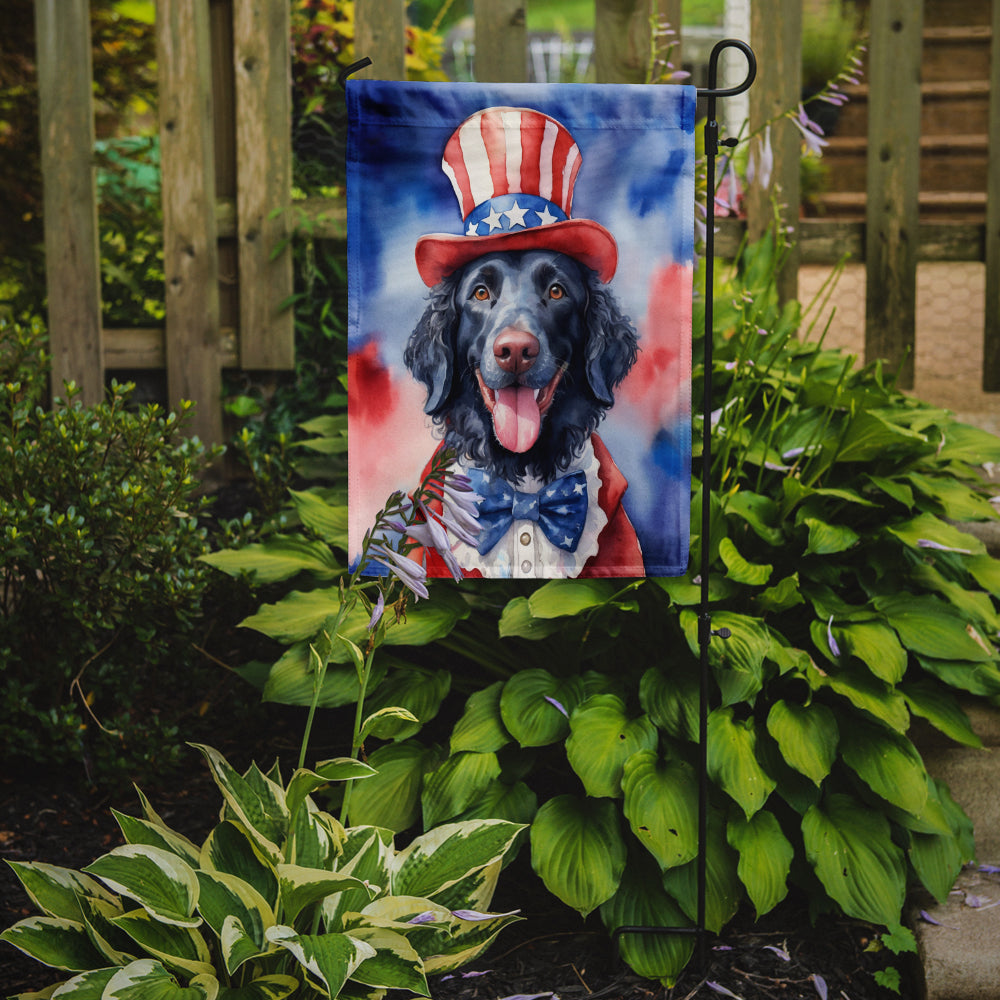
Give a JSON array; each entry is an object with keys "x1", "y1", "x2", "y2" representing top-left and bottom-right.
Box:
[{"x1": 1, "y1": 743, "x2": 523, "y2": 999}]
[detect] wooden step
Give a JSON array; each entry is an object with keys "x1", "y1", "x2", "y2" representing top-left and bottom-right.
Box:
[
  {"x1": 922, "y1": 0, "x2": 992, "y2": 28},
  {"x1": 922, "y1": 25, "x2": 993, "y2": 83},
  {"x1": 822, "y1": 134, "x2": 989, "y2": 193},
  {"x1": 813, "y1": 190, "x2": 987, "y2": 222}
]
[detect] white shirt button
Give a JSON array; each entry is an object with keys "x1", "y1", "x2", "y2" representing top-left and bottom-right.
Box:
[
  {"x1": 520, "y1": 531, "x2": 532, "y2": 546},
  {"x1": 521, "y1": 559, "x2": 532, "y2": 573}
]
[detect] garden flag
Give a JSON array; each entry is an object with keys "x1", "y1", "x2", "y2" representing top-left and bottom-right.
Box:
[{"x1": 347, "y1": 81, "x2": 695, "y2": 578}]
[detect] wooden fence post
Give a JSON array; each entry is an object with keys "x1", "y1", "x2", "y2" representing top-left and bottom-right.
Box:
[
  {"x1": 34, "y1": 0, "x2": 104, "y2": 405},
  {"x1": 354, "y1": 0, "x2": 407, "y2": 80},
  {"x1": 233, "y1": 0, "x2": 294, "y2": 369},
  {"x1": 157, "y1": 0, "x2": 223, "y2": 445},
  {"x1": 746, "y1": 0, "x2": 801, "y2": 305},
  {"x1": 864, "y1": 0, "x2": 923, "y2": 389},
  {"x1": 594, "y1": 0, "x2": 656, "y2": 84},
  {"x1": 983, "y1": 0, "x2": 1000, "y2": 390},
  {"x1": 474, "y1": 0, "x2": 527, "y2": 82}
]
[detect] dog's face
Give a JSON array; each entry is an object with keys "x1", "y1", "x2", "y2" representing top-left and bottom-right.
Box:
[{"x1": 405, "y1": 248, "x2": 638, "y2": 483}]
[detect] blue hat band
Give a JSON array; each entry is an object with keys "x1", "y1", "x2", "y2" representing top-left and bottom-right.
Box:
[{"x1": 464, "y1": 193, "x2": 568, "y2": 237}]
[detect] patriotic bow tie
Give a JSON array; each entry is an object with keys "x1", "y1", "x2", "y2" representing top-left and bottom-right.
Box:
[{"x1": 463, "y1": 468, "x2": 588, "y2": 556}]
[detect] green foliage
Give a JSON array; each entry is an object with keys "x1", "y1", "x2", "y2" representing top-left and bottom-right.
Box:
[
  {"x1": 1, "y1": 744, "x2": 524, "y2": 998},
  {"x1": 0, "y1": 317, "x2": 221, "y2": 784}
]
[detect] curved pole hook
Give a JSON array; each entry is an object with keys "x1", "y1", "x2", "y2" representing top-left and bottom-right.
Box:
[
  {"x1": 338, "y1": 57, "x2": 373, "y2": 90},
  {"x1": 698, "y1": 38, "x2": 756, "y2": 99}
]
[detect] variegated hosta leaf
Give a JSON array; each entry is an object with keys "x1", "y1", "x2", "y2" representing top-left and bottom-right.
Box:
[
  {"x1": 391, "y1": 820, "x2": 524, "y2": 901},
  {"x1": 276, "y1": 864, "x2": 375, "y2": 925},
  {"x1": 347, "y1": 740, "x2": 442, "y2": 832},
  {"x1": 200, "y1": 822, "x2": 278, "y2": 910},
  {"x1": 838, "y1": 718, "x2": 929, "y2": 817},
  {"x1": 802, "y1": 793, "x2": 906, "y2": 926},
  {"x1": 83, "y1": 845, "x2": 200, "y2": 928},
  {"x1": 529, "y1": 795, "x2": 626, "y2": 917},
  {"x1": 265, "y1": 926, "x2": 375, "y2": 998},
  {"x1": 112, "y1": 810, "x2": 202, "y2": 868},
  {"x1": 214, "y1": 974, "x2": 300, "y2": 1000},
  {"x1": 288, "y1": 801, "x2": 344, "y2": 870},
  {"x1": 499, "y1": 669, "x2": 584, "y2": 747},
  {"x1": 621, "y1": 751, "x2": 699, "y2": 871},
  {"x1": 727, "y1": 810, "x2": 793, "y2": 917},
  {"x1": 4, "y1": 861, "x2": 118, "y2": 922},
  {"x1": 195, "y1": 871, "x2": 274, "y2": 974},
  {"x1": 565, "y1": 695, "x2": 658, "y2": 799},
  {"x1": 323, "y1": 829, "x2": 393, "y2": 931},
  {"x1": 0, "y1": 916, "x2": 107, "y2": 971},
  {"x1": 421, "y1": 860, "x2": 501, "y2": 917},
  {"x1": 450, "y1": 682, "x2": 511, "y2": 754},
  {"x1": 661, "y1": 810, "x2": 742, "y2": 934},
  {"x1": 765, "y1": 700, "x2": 838, "y2": 786},
  {"x1": 599, "y1": 853, "x2": 694, "y2": 987},
  {"x1": 110, "y1": 908, "x2": 214, "y2": 979},
  {"x1": 706, "y1": 707, "x2": 776, "y2": 818},
  {"x1": 102, "y1": 958, "x2": 218, "y2": 999},
  {"x1": 421, "y1": 751, "x2": 502, "y2": 829},
  {"x1": 421, "y1": 906, "x2": 523, "y2": 975},
  {"x1": 345, "y1": 926, "x2": 429, "y2": 995},
  {"x1": 45, "y1": 966, "x2": 118, "y2": 997},
  {"x1": 285, "y1": 760, "x2": 375, "y2": 823},
  {"x1": 77, "y1": 894, "x2": 136, "y2": 966},
  {"x1": 191, "y1": 745, "x2": 287, "y2": 863}
]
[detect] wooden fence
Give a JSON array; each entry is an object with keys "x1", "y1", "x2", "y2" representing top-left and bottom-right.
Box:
[{"x1": 33, "y1": 0, "x2": 1000, "y2": 445}]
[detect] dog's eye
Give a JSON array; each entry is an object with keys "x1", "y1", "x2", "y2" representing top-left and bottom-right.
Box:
[
  {"x1": 472, "y1": 285, "x2": 491, "y2": 302},
  {"x1": 548, "y1": 283, "x2": 565, "y2": 300}
]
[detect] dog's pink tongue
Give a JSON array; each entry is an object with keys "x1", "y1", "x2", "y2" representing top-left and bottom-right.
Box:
[{"x1": 493, "y1": 386, "x2": 541, "y2": 453}]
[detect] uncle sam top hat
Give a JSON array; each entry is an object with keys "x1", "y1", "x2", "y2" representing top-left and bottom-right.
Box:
[{"x1": 415, "y1": 107, "x2": 619, "y2": 287}]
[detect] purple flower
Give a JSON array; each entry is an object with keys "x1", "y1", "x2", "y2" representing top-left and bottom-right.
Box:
[
  {"x1": 369, "y1": 543, "x2": 429, "y2": 600},
  {"x1": 917, "y1": 538, "x2": 973, "y2": 554},
  {"x1": 451, "y1": 908, "x2": 520, "y2": 921},
  {"x1": 407, "y1": 911, "x2": 438, "y2": 925},
  {"x1": 763, "y1": 944, "x2": 790, "y2": 961},
  {"x1": 544, "y1": 695, "x2": 569, "y2": 718},
  {"x1": 706, "y1": 983, "x2": 742, "y2": 999},
  {"x1": 827, "y1": 616, "x2": 841, "y2": 658},
  {"x1": 747, "y1": 125, "x2": 773, "y2": 191},
  {"x1": 812, "y1": 974, "x2": 828, "y2": 1000},
  {"x1": 791, "y1": 104, "x2": 829, "y2": 156},
  {"x1": 367, "y1": 591, "x2": 385, "y2": 631}
]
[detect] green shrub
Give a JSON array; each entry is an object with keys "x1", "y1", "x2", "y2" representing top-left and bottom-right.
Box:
[
  {"x1": 0, "y1": 316, "x2": 220, "y2": 783},
  {"x1": 210, "y1": 231, "x2": 1000, "y2": 985},
  {"x1": 1, "y1": 743, "x2": 524, "y2": 998}
]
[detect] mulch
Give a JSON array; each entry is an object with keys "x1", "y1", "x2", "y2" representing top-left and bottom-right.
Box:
[{"x1": 1, "y1": 744, "x2": 913, "y2": 1000}]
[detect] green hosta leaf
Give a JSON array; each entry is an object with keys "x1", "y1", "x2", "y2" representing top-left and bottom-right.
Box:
[
  {"x1": 718, "y1": 536, "x2": 772, "y2": 586},
  {"x1": 680, "y1": 610, "x2": 770, "y2": 706},
  {"x1": 347, "y1": 740, "x2": 442, "y2": 832},
  {"x1": 0, "y1": 916, "x2": 107, "y2": 971},
  {"x1": 5, "y1": 862, "x2": 118, "y2": 922},
  {"x1": 83, "y1": 846, "x2": 200, "y2": 928},
  {"x1": 527, "y1": 579, "x2": 620, "y2": 617},
  {"x1": 421, "y1": 751, "x2": 502, "y2": 828},
  {"x1": 499, "y1": 670, "x2": 584, "y2": 747},
  {"x1": 654, "y1": 573, "x2": 737, "y2": 606},
  {"x1": 530, "y1": 795, "x2": 626, "y2": 917},
  {"x1": 498, "y1": 596, "x2": 566, "y2": 639},
  {"x1": 277, "y1": 865, "x2": 374, "y2": 925},
  {"x1": 200, "y1": 535, "x2": 340, "y2": 584},
  {"x1": 599, "y1": 853, "x2": 694, "y2": 987},
  {"x1": 909, "y1": 791, "x2": 967, "y2": 907},
  {"x1": 916, "y1": 655, "x2": 1000, "y2": 697},
  {"x1": 835, "y1": 621, "x2": 907, "y2": 684},
  {"x1": 835, "y1": 410, "x2": 927, "y2": 463},
  {"x1": 639, "y1": 664, "x2": 699, "y2": 742},
  {"x1": 103, "y1": 959, "x2": 218, "y2": 999},
  {"x1": 112, "y1": 812, "x2": 201, "y2": 868},
  {"x1": 346, "y1": 926, "x2": 428, "y2": 994},
  {"x1": 393, "y1": 820, "x2": 524, "y2": 901},
  {"x1": 810, "y1": 661, "x2": 910, "y2": 732},
  {"x1": 195, "y1": 871, "x2": 273, "y2": 974},
  {"x1": 866, "y1": 474, "x2": 914, "y2": 509},
  {"x1": 261, "y1": 643, "x2": 386, "y2": 709},
  {"x1": 839, "y1": 718, "x2": 929, "y2": 816},
  {"x1": 765, "y1": 701, "x2": 838, "y2": 786},
  {"x1": 661, "y1": 810, "x2": 741, "y2": 933},
  {"x1": 285, "y1": 759, "x2": 376, "y2": 822},
  {"x1": 362, "y1": 667, "x2": 451, "y2": 740},
  {"x1": 727, "y1": 811, "x2": 793, "y2": 918},
  {"x1": 755, "y1": 573, "x2": 805, "y2": 614},
  {"x1": 911, "y1": 562, "x2": 1000, "y2": 632},
  {"x1": 724, "y1": 490, "x2": 784, "y2": 546},
  {"x1": 907, "y1": 472, "x2": 998, "y2": 521},
  {"x1": 288, "y1": 489, "x2": 349, "y2": 546},
  {"x1": 360, "y1": 706, "x2": 421, "y2": 743},
  {"x1": 111, "y1": 908, "x2": 214, "y2": 978},
  {"x1": 707, "y1": 708, "x2": 776, "y2": 818},
  {"x1": 450, "y1": 682, "x2": 511, "y2": 754},
  {"x1": 621, "y1": 751, "x2": 698, "y2": 871},
  {"x1": 453, "y1": 779, "x2": 538, "y2": 827},
  {"x1": 265, "y1": 926, "x2": 375, "y2": 997},
  {"x1": 566, "y1": 695, "x2": 658, "y2": 798},
  {"x1": 874, "y1": 594, "x2": 995, "y2": 662},
  {"x1": 216, "y1": 975, "x2": 299, "y2": 1000},
  {"x1": 803, "y1": 517, "x2": 859, "y2": 556},
  {"x1": 191, "y1": 746, "x2": 287, "y2": 863},
  {"x1": 200, "y1": 822, "x2": 278, "y2": 910},
  {"x1": 802, "y1": 793, "x2": 906, "y2": 926},
  {"x1": 901, "y1": 680, "x2": 982, "y2": 748},
  {"x1": 935, "y1": 421, "x2": 1000, "y2": 464},
  {"x1": 886, "y1": 512, "x2": 985, "y2": 557},
  {"x1": 967, "y1": 553, "x2": 1000, "y2": 597}
]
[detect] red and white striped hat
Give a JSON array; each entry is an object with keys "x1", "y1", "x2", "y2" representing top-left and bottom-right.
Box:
[{"x1": 415, "y1": 106, "x2": 618, "y2": 287}]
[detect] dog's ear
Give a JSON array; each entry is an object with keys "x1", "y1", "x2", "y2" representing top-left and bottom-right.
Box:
[
  {"x1": 584, "y1": 280, "x2": 639, "y2": 406},
  {"x1": 404, "y1": 275, "x2": 460, "y2": 415}
]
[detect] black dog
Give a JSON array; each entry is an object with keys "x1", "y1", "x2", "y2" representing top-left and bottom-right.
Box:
[{"x1": 404, "y1": 249, "x2": 638, "y2": 486}]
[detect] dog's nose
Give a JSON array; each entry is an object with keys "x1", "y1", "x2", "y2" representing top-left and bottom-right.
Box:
[{"x1": 493, "y1": 328, "x2": 539, "y2": 376}]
